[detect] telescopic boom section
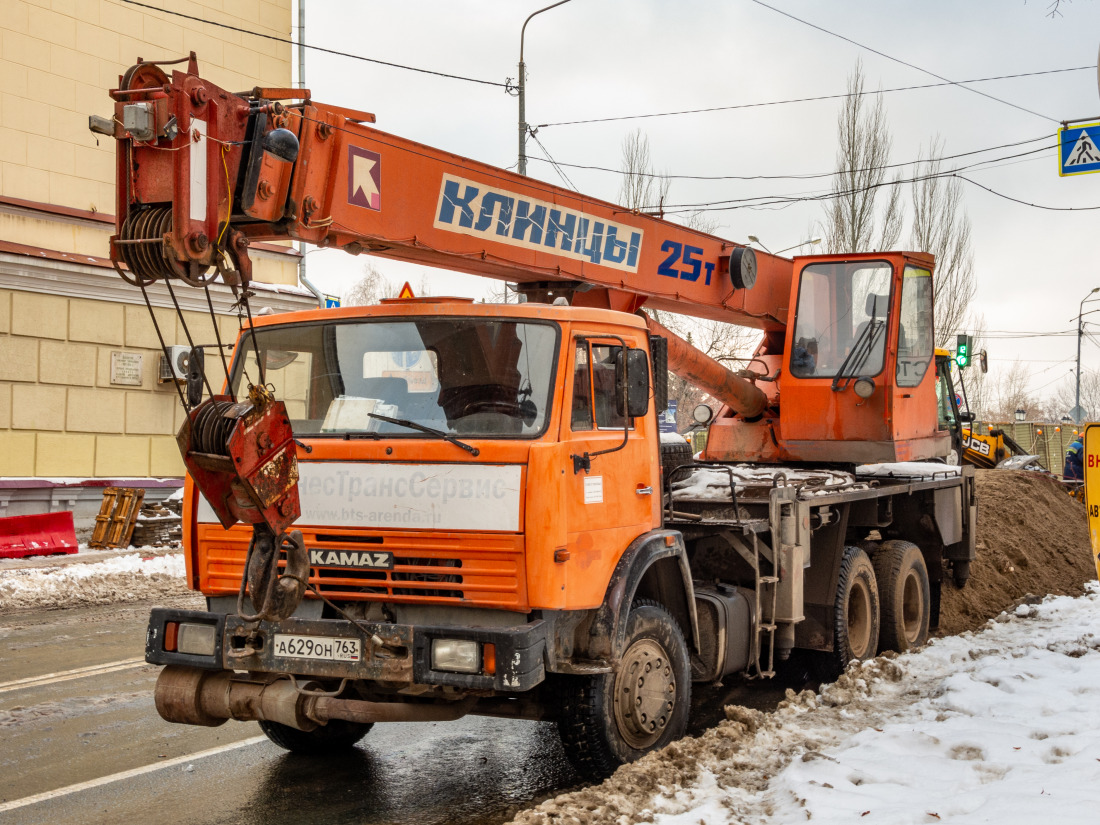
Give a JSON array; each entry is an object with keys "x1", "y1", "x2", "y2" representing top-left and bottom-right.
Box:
[{"x1": 102, "y1": 56, "x2": 791, "y2": 329}]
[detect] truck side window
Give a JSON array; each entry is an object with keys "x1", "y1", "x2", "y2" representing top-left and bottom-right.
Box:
[
  {"x1": 592, "y1": 344, "x2": 629, "y2": 430},
  {"x1": 896, "y1": 266, "x2": 934, "y2": 388},
  {"x1": 571, "y1": 342, "x2": 594, "y2": 431}
]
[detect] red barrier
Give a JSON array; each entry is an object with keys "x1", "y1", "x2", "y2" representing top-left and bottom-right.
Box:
[{"x1": 0, "y1": 511, "x2": 79, "y2": 559}]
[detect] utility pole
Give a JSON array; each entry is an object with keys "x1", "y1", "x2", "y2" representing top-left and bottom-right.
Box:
[
  {"x1": 517, "y1": 0, "x2": 574, "y2": 176},
  {"x1": 1075, "y1": 286, "x2": 1099, "y2": 424}
]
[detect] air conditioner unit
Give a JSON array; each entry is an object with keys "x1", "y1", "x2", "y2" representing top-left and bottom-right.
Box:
[{"x1": 159, "y1": 346, "x2": 191, "y2": 383}]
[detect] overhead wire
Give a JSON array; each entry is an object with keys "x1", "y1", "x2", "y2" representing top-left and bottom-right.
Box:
[
  {"x1": 527, "y1": 131, "x2": 580, "y2": 191},
  {"x1": 116, "y1": 0, "x2": 508, "y2": 88},
  {"x1": 750, "y1": 0, "x2": 1059, "y2": 123},
  {"x1": 525, "y1": 133, "x2": 1055, "y2": 183},
  {"x1": 535, "y1": 67, "x2": 1093, "y2": 129}
]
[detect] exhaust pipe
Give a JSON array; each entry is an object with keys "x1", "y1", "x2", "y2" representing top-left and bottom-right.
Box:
[{"x1": 154, "y1": 666, "x2": 475, "y2": 731}]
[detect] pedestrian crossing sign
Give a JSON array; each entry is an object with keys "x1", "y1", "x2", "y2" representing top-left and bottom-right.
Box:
[{"x1": 1058, "y1": 122, "x2": 1100, "y2": 176}]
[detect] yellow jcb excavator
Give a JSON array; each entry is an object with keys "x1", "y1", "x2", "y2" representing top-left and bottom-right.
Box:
[{"x1": 934, "y1": 349, "x2": 1043, "y2": 470}]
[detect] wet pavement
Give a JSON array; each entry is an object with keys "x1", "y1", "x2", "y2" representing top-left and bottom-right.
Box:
[{"x1": 0, "y1": 600, "x2": 801, "y2": 825}]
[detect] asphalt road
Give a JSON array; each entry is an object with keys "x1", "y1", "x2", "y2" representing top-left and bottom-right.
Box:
[{"x1": 0, "y1": 600, "x2": 799, "y2": 825}]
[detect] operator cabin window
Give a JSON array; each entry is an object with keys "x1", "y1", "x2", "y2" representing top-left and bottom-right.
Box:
[
  {"x1": 895, "y1": 266, "x2": 934, "y2": 388},
  {"x1": 790, "y1": 261, "x2": 892, "y2": 379},
  {"x1": 571, "y1": 341, "x2": 630, "y2": 431}
]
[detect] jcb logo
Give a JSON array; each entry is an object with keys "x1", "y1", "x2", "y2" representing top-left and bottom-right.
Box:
[{"x1": 964, "y1": 437, "x2": 991, "y2": 456}]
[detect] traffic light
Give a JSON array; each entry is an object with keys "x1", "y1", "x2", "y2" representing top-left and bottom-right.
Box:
[{"x1": 955, "y1": 333, "x2": 973, "y2": 368}]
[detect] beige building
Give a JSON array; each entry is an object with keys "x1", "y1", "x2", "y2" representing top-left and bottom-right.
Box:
[{"x1": 0, "y1": 0, "x2": 315, "y2": 521}]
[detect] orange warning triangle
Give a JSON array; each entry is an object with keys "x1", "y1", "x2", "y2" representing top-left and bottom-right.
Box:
[{"x1": 397, "y1": 281, "x2": 415, "y2": 299}]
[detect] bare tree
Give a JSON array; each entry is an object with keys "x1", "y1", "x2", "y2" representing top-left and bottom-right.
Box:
[
  {"x1": 618, "y1": 128, "x2": 671, "y2": 214},
  {"x1": 821, "y1": 60, "x2": 904, "y2": 254},
  {"x1": 987, "y1": 359, "x2": 1046, "y2": 422},
  {"x1": 1048, "y1": 369, "x2": 1100, "y2": 421},
  {"x1": 343, "y1": 261, "x2": 398, "y2": 306},
  {"x1": 909, "y1": 136, "x2": 976, "y2": 347}
]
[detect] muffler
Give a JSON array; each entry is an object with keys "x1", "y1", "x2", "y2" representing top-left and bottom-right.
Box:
[{"x1": 154, "y1": 666, "x2": 474, "y2": 731}]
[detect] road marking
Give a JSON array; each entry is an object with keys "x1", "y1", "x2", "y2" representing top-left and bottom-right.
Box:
[
  {"x1": 0, "y1": 736, "x2": 266, "y2": 813},
  {"x1": 0, "y1": 658, "x2": 147, "y2": 694}
]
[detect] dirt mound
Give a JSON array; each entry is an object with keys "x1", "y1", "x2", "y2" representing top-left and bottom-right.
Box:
[{"x1": 937, "y1": 468, "x2": 1094, "y2": 636}]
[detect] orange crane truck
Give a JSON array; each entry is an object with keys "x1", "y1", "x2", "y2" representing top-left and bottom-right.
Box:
[{"x1": 94, "y1": 55, "x2": 975, "y2": 776}]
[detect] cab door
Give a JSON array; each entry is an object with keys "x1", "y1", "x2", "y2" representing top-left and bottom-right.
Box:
[{"x1": 557, "y1": 334, "x2": 660, "y2": 606}]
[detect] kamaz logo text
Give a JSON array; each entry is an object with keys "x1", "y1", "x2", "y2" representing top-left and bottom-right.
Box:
[
  {"x1": 309, "y1": 549, "x2": 394, "y2": 570},
  {"x1": 434, "y1": 174, "x2": 643, "y2": 272}
]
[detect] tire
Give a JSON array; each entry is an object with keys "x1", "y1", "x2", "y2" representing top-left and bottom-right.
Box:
[
  {"x1": 821, "y1": 546, "x2": 880, "y2": 680},
  {"x1": 660, "y1": 437, "x2": 693, "y2": 490},
  {"x1": 873, "y1": 540, "x2": 930, "y2": 653},
  {"x1": 258, "y1": 719, "x2": 373, "y2": 754},
  {"x1": 557, "y1": 600, "x2": 691, "y2": 778}
]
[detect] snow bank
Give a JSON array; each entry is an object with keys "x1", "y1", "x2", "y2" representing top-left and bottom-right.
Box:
[
  {"x1": 511, "y1": 583, "x2": 1100, "y2": 825},
  {"x1": 0, "y1": 553, "x2": 188, "y2": 611}
]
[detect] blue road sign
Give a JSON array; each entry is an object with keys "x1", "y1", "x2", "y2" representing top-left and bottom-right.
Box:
[
  {"x1": 324, "y1": 295, "x2": 341, "y2": 309},
  {"x1": 1058, "y1": 123, "x2": 1100, "y2": 177}
]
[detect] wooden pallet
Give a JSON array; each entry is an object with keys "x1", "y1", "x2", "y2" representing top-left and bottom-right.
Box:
[{"x1": 89, "y1": 487, "x2": 145, "y2": 549}]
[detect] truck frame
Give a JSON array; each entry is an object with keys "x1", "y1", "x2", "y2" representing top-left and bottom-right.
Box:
[{"x1": 94, "y1": 55, "x2": 976, "y2": 776}]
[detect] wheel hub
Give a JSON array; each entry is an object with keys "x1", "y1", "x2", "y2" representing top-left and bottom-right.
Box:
[{"x1": 613, "y1": 638, "x2": 676, "y2": 749}]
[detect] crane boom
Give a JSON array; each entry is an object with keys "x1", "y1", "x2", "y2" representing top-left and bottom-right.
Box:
[{"x1": 100, "y1": 55, "x2": 788, "y2": 328}]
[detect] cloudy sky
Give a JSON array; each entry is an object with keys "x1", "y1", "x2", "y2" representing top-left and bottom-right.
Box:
[{"x1": 291, "y1": 0, "x2": 1100, "y2": 405}]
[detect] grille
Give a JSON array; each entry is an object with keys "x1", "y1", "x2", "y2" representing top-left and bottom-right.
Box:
[{"x1": 197, "y1": 525, "x2": 526, "y2": 609}]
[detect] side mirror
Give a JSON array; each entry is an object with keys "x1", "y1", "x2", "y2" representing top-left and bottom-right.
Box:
[
  {"x1": 692, "y1": 404, "x2": 714, "y2": 426},
  {"x1": 959, "y1": 410, "x2": 976, "y2": 423},
  {"x1": 616, "y1": 348, "x2": 650, "y2": 419}
]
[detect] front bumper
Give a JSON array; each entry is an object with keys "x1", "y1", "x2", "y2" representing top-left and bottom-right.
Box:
[{"x1": 145, "y1": 607, "x2": 547, "y2": 692}]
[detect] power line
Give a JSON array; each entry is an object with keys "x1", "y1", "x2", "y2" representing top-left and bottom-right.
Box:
[
  {"x1": 535, "y1": 67, "x2": 1092, "y2": 129},
  {"x1": 751, "y1": 0, "x2": 1058, "y2": 123},
  {"x1": 527, "y1": 132, "x2": 579, "y2": 192},
  {"x1": 116, "y1": 0, "x2": 507, "y2": 88},
  {"x1": 526, "y1": 133, "x2": 1054, "y2": 183},
  {"x1": 653, "y1": 143, "x2": 1060, "y2": 213}
]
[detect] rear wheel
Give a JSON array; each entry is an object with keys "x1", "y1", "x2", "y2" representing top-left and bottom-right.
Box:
[
  {"x1": 873, "y1": 540, "x2": 930, "y2": 653},
  {"x1": 258, "y1": 719, "x2": 373, "y2": 754},
  {"x1": 820, "y1": 546, "x2": 880, "y2": 680},
  {"x1": 557, "y1": 601, "x2": 691, "y2": 778}
]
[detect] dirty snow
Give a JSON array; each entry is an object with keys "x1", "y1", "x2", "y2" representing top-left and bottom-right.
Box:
[
  {"x1": 672, "y1": 465, "x2": 868, "y2": 501},
  {"x1": 0, "y1": 552, "x2": 187, "y2": 611},
  {"x1": 855, "y1": 461, "x2": 962, "y2": 478},
  {"x1": 512, "y1": 583, "x2": 1100, "y2": 825}
]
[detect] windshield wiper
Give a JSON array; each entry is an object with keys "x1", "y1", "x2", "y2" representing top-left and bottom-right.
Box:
[
  {"x1": 365, "y1": 413, "x2": 480, "y2": 456},
  {"x1": 831, "y1": 317, "x2": 885, "y2": 391}
]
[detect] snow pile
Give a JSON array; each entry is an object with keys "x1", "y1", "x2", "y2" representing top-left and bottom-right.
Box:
[
  {"x1": 856, "y1": 461, "x2": 962, "y2": 478},
  {"x1": 0, "y1": 553, "x2": 188, "y2": 611},
  {"x1": 672, "y1": 465, "x2": 868, "y2": 501},
  {"x1": 511, "y1": 584, "x2": 1100, "y2": 825}
]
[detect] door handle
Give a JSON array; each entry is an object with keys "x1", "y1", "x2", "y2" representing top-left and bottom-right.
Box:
[{"x1": 635, "y1": 486, "x2": 653, "y2": 496}]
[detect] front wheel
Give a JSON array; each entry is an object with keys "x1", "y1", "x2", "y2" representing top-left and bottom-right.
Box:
[
  {"x1": 258, "y1": 719, "x2": 373, "y2": 754},
  {"x1": 556, "y1": 601, "x2": 691, "y2": 778}
]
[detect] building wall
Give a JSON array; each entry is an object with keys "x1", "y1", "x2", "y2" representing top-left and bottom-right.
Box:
[
  {"x1": 0, "y1": 0, "x2": 305, "y2": 485},
  {"x1": 2, "y1": 0, "x2": 293, "y2": 214}
]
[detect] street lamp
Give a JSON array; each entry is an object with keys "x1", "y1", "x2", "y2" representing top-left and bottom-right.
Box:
[
  {"x1": 776, "y1": 238, "x2": 822, "y2": 255},
  {"x1": 517, "y1": 0, "x2": 574, "y2": 176},
  {"x1": 1074, "y1": 286, "x2": 1100, "y2": 425},
  {"x1": 746, "y1": 235, "x2": 770, "y2": 253},
  {"x1": 1015, "y1": 408, "x2": 1026, "y2": 423}
]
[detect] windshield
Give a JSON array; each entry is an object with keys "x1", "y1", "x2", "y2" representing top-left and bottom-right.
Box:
[
  {"x1": 790, "y1": 261, "x2": 893, "y2": 379},
  {"x1": 231, "y1": 317, "x2": 559, "y2": 438}
]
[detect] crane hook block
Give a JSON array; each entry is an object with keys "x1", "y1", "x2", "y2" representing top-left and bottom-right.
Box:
[{"x1": 176, "y1": 387, "x2": 301, "y2": 536}]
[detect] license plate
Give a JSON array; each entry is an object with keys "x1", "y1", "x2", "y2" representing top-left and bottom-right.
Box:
[{"x1": 273, "y1": 634, "x2": 361, "y2": 662}]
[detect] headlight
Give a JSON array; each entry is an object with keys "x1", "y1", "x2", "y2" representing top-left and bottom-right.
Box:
[
  {"x1": 431, "y1": 639, "x2": 480, "y2": 673},
  {"x1": 177, "y1": 623, "x2": 217, "y2": 656}
]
